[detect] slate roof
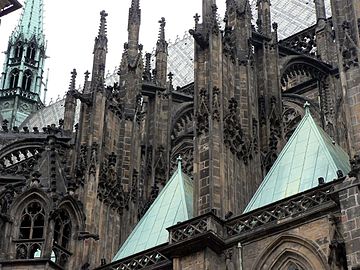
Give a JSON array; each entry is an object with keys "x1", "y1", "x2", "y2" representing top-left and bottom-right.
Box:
[
  {"x1": 244, "y1": 104, "x2": 350, "y2": 213},
  {"x1": 113, "y1": 159, "x2": 193, "y2": 261}
]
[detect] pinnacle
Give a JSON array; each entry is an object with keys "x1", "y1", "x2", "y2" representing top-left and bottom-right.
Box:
[
  {"x1": 69, "y1": 69, "x2": 77, "y2": 92},
  {"x1": 98, "y1": 10, "x2": 108, "y2": 37},
  {"x1": 131, "y1": 0, "x2": 140, "y2": 10},
  {"x1": 158, "y1": 17, "x2": 166, "y2": 42}
]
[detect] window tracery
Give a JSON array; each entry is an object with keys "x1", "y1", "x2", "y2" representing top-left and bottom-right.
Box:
[
  {"x1": 26, "y1": 43, "x2": 36, "y2": 61},
  {"x1": 22, "y1": 70, "x2": 33, "y2": 91},
  {"x1": 9, "y1": 69, "x2": 20, "y2": 89},
  {"x1": 53, "y1": 209, "x2": 71, "y2": 250},
  {"x1": 287, "y1": 262, "x2": 303, "y2": 270},
  {"x1": 15, "y1": 201, "x2": 45, "y2": 259},
  {"x1": 19, "y1": 201, "x2": 45, "y2": 240},
  {"x1": 14, "y1": 43, "x2": 23, "y2": 59},
  {"x1": 52, "y1": 209, "x2": 72, "y2": 267}
]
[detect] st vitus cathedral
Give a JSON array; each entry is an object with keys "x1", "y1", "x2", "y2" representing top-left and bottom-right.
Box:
[{"x1": 0, "y1": 0, "x2": 360, "y2": 269}]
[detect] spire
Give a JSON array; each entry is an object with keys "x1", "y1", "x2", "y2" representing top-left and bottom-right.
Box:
[
  {"x1": 83, "y1": 70, "x2": 90, "y2": 93},
  {"x1": 156, "y1": 17, "x2": 166, "y2": 50},
  {"x1": 129, "y1": 0, "x2": 140, "y2": 20},
  {"x1": 0, "y1": 0, "x2": 47, "y2": 128},
  {"x1": 155, "y1": 17, "x2": 168, "y2": 87},
  {"x1": 93, "y1": 10, "x2": 108, "y2": 53},
  {"x1": 127, "y1": 0, "x2": 141, "y2": 57},
  {"x1": 91, "y1": 11, "x2": 108, "y2": 91},
  {"x1": 203, "y1": 0, "x2": 216, "y2": 21},
  {"x1": 64, "y1": 69, "x2": 77, "y2": 132},
  {"x1": 12, "y1": 0, "x2": 45, "y2": 43},
  {"x1": 68, "y1": 69, "x2": 77, "y2": 92}
]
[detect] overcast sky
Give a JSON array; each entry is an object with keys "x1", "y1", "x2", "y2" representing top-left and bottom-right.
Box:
[{"x1": 0, "y1": 0, "x2": 226, "y2": 104}]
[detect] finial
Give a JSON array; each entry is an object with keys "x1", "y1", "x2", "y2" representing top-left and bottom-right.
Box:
[
  {"x1": 177, "y1": 155, "x2": 182, "y2": 169},
  {"x1": 69, "y1": 69, "x2": 77, "y2": 92},
  {"x1": 129, "y1": 0, "x2": 141, "y2": 23},
  {"x1": 83, "y1": 70, "x2": 90, "y2": 92},
  {"x1": 131, "y1": 0, "x2": 140, "y2": 10},
  {"x1": 98, "y1": 10, "x2": 108, "y2": 37},
  {"x1": 168, "y1": 72, "x2": 174, "y2": 84},
  {"x1": 158, "y1": 17, "x2": 166, "y2": 42},
  {"x1": 194, "y1": 13, "x2": 200, "y2": 27},
  {"x1": 84, "y1": 70, "x2": 90, "y2": 81},
  {"x1": 272, "y1": 22, "x2": 278, "y2": 31},
  {"x1": 304, "y1": 101, "x2": 310, "y2": 115}
]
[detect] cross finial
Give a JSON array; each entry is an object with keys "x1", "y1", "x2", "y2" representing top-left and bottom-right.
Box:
[
  {"x1": 84, "y1": 70, "x2": 90, "y2": 80},
  {"x1": 304, "y1": 101, "x2": 311, "y2": 114},
  {"x1": 194, "y1": 13, "x2": 200, "y2": 25},
  {"x1": 177, "y1": 155, "x2": 182, "y2": 168}
]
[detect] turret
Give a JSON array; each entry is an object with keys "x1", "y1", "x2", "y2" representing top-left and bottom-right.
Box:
[{"x1": 0, "y1": 0, "x2": 46, "y2": 127}]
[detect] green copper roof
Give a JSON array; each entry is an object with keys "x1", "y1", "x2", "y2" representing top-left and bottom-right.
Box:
[
  {"x1": 11, "y1": 0, "x2": 44, "y2": 43},
  {"x1": 113, "y1": 159, "x2": 193, "y2": 261},
  {"x1": 244, "y1": 104, "x2": 350, "y2": 213}
]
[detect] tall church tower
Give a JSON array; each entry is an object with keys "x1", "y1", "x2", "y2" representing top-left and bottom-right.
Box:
[{"x1": 0, "y1": 0, "x2": 46, "y2": 128}]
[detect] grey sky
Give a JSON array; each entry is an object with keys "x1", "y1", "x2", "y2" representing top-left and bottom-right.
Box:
[{"x1": 0, "y1": 0, "x2": 226, "y2": 104}]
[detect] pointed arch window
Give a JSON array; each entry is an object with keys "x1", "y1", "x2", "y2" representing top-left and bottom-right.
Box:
[
  {"x1": 22, "y1": 70, "x2": 33, "y2": 91},
  {"x1": 52, "y1": 209, "x2": 72, "y2": 267},
  {"x1": 26, "y1": 43, "x2": 36, "y2": 61},
  {"x1": 14, "y1": 43, "x2": 23, "y2": 59},
  {"x1": 53, "y1": 210, "x2": 72, "y2": 249},
  {"x1": 287, "y1": 262, "x2": 304, "y2": 270},
  {"x1": 9, "y1": 69, "x2": 20, "y2": 89},
  {"x1": 16, "y1": 201, "x2": 45, "y2": 259}
]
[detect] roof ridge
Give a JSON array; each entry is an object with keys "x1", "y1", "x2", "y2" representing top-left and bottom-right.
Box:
[
  {"x1": 177, "y1": 159, "x2": 193, "y2": 217},
  {"x1": 307, "y1": 113, "x2": 339, "y2": 175}
]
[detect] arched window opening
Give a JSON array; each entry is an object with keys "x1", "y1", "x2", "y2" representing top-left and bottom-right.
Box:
[
  {"x1": 19, "y1": 201, "x2": 45, "y2": 240},
  {"x1": 9, "y1": 69, "x2": 20, "y2": 89},
  {"x1": 29, "y1": 244, "x2": 42, "y2": 259},
  {"x1": 22, "y1": 70, "x2": 33, "y2": 91},
  {"x1": 14, "y1": 43, "x2": 23, "y2": 59},
  {"x1": 52, "y1": 209, "x2": 72, "y2": 267},
  {"x1": 16, "y1": 243, "x2": 42, "y2": 259},
  {"x1": 26, "y1": 43, "x2": 36, "y2": 61},
  {"x1": 286, "y1": 261, "x2": 305, "y2": 270},
  {"x1": 16, "y1": 201, "x2": 46, "y2": 259},
  {"x1": 53, "y1": 209, "x2": 72, "y2": 249}
]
